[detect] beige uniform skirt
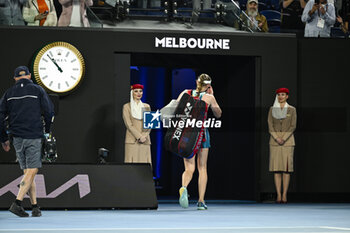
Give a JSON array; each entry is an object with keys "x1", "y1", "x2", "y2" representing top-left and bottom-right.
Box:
[
  {"x1": 124, "y1": 143, "x2": 151, "y2": 164},
  {"x1": 269, "y1": 146, "x2": 294, "y2": 173}
]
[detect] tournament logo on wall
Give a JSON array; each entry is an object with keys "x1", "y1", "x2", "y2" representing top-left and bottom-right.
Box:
[
  {"x1": 0, "y1": 164, "x2": 158, "y2": 208},
  {"x1": 0, "y1": 174, "x2": 90, "y2": 199}
]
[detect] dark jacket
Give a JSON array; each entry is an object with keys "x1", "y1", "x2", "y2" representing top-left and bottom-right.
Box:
[{"x1": 0, "y1": 79, "x2": 54, "y2": 143}]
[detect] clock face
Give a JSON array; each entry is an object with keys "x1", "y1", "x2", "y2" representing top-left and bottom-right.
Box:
[{"x1": 33, "y1": 42, "x2": 85, "y2": 94}]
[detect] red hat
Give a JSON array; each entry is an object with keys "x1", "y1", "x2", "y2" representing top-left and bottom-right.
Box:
[
  {"x1": 276, "y1": 88, "x2": 289, "y2": 95},
  {"x1": 131, "y1": 84, "x2": 144, "y2": 90}
]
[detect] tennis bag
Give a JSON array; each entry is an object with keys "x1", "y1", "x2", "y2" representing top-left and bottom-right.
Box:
[{"x1": 164, "y1": 91, "x2": 208, "y2": 159}]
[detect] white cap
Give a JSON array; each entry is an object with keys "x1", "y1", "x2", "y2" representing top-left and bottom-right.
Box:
[{"x1": 247, "y1": 0, "x2": 258, "y2": 4}]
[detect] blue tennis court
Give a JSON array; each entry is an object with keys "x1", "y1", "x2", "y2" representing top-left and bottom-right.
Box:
[{"x1": 1, "y1": 202, "x2": 350, "y2": 233}]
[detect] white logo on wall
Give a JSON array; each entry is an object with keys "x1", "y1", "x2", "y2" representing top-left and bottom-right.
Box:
[
  {"x1": 155, "y1": 37, "x2": 230, "y2": 50},
  {"x1": 0, "y1": 174, "x2": 91, "y2": 198}
]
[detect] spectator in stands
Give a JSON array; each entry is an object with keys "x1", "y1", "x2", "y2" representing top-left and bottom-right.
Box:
[
  {"x1": 301, "y1": 0, "x2": 336, "y2": 37},
  {"x1": 22, "y1": 0, "x2": 57, "y2": 26},
  {"x1": 0, "y1": 0, "x2": 28, "y2": 26},
  {"x1": 234, "y1": 0, "x2": 269, "y2": 32},
  {"x1": 280, "y1": 0, "x2": 308, "y2": 33},
  {"x1": 57, "y1": 0, "x2": 93, "y2": 27},
  {"x1": 337, "y1": 14, "x2": 349, "y2": 33}
]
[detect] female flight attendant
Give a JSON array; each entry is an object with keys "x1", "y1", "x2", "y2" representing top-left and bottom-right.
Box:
[
  {"x1": 176, "y1": 74, "x2": 222, "y2": 210},
  {"x1": 268, "y1": 88, "x2": 297, "y2": 203},
  {"x1": 122, "y1": 84, "x2": 152, "y2": 164}
]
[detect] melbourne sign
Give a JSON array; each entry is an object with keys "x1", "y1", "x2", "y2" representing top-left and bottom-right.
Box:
[{"x1": 155, "y1": 37, "x2": 230, "y2": 50}]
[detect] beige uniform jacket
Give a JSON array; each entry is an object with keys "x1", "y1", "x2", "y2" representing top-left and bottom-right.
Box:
[
  {"x1": 268, "y1": 106, "x2": 297, "y2": 146},
  {"x1": 122, "y1": 103, "x2": 151, "y2": 145}
]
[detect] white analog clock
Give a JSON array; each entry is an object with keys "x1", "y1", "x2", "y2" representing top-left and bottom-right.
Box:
[{"x1": 32, "y1": 41, "x2": 85, "y2": 94}]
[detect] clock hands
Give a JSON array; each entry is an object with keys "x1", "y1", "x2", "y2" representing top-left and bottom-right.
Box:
[{"x1": 47, "y1": 54, "x2": 63, "y2": 73}]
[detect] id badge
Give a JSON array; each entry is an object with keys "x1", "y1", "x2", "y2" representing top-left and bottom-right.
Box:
[{"x1": 317, "y1": 18, "x2": 325, "y2": 29}]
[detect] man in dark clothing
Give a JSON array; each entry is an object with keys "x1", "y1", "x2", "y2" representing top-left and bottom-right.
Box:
[
  {"x1": 280, "y1": 0, "x2": 308, "y2": 35},
  {"x1": 0, "y1": 66, "x2": 54, "y2": 217}
]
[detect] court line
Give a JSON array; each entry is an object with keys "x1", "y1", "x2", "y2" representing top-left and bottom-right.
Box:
[
  {"x1": 0, "y1": 226, "x2": 349, "y2": 231},
  {"x1": 1, "y1": 229, "x2": 340, "y2": 233},
  {"x1": 320, "y1": 226, "x2": 350, "y2": 231}
]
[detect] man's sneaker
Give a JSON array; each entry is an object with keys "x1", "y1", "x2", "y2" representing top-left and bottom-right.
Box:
[
  {"x1": 197, "y1": 201, "x2": 208, "y2": 210},
  {"x1": 179, "y1": 187, "x2": 189, "y2": 208},
  {"x1": 9, "y1": 202, "x2": 29, "y2": 217},
  {"x1": 32, "y1": 206, "x2": 42, "y2": 217}
]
